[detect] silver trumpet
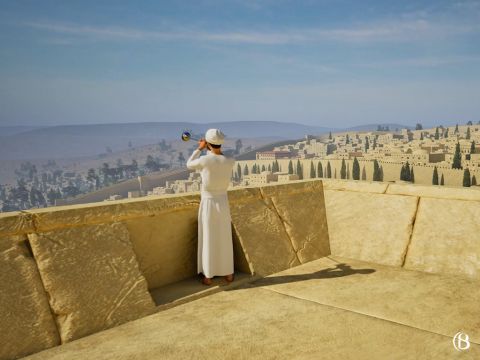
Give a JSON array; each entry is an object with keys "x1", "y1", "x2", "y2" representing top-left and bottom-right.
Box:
[{"x1": 181, "y1": 131, "x2": 201, "y2": 142}]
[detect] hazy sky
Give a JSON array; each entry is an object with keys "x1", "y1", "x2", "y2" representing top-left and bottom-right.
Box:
[{"x1": 1, "y1": 0, "x2": 479, "y2": 128}]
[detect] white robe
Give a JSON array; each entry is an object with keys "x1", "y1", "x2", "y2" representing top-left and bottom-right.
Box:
[{"x1": 186, "y1": 149, "x2": 235, "y2": 278}]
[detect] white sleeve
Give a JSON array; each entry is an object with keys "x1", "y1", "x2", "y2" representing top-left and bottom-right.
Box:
[{"x1": 186, "y1": 149, "x2": 203, "y2": 170}]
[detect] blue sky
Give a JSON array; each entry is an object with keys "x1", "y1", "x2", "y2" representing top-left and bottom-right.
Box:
[{"x1": 0, "y1": 0, "x2": 479, "y2": 128}]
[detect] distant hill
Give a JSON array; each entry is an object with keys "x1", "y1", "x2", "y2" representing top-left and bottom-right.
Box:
[
  {"x1": 0, "y1": 121, "x2": 333, "y2": 160},
  {"x1": 343, "y1": 123, "x2": 413, "y2": 132},
  {"x1": 0, "y1": 125, "x2": 46, "y2": 136}
]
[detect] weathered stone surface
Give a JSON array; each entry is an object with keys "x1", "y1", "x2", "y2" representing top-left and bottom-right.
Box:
[
  {"x1": 0, "y1": 211, "x2": 34, "y2": 236},
  {"x1": 322, "y1": 179, "x2": 388, "y2": 193},
  {"x1": 28, "y1": 194, "x2": 200, "y2": 233},
  {"x1": 324, "y1": 190, "x2": 418, "y2": 266},
  {"x1": 255, "y1": 255, "x2": 480, "y2": 343},
  {"x1": 125, "y1": 208, "x2": 199, "y2": 289},
  {"x1": 404, "y1": 197, "x2": 480, "y2": 279},
  {"x1": 0, "y1": 235, "x2": 59, "y2": 360},
  {"x1": 229, "y1": 187, "x2": 301, "y2": 276},
  {"x1": 25, "y1": 285, "x2": 480, "y2": 360},
  {"x1": 386, "y1": 183, "x2": 480, "y2": 201},
  {"x1": 28, "y1": 222, "x2": 156, "y2": 343},
  {"x1": 259, "y1": 181, "x2": 330, "y2": 264}
]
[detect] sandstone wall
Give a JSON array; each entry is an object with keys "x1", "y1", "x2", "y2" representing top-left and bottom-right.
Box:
[{"x1": 1, "y1": 179, "x2": 479, "y2": 359}]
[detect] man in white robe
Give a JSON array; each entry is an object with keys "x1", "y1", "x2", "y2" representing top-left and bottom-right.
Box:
[{"x1": 186, "y1": 129, "x2": 236, "y2": 285}]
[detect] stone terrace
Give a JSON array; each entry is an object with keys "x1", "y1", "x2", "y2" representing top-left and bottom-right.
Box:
[{"x1": 0, "y1": 179, "x2": 479, "y2": 359}]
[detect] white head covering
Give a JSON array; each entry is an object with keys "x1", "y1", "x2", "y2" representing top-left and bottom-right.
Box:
[{"x1": 205, "y1": 128, "x2": 225, "y2": 145}]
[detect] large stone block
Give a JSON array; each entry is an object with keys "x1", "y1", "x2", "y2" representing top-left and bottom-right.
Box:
[
  {"x1": 404, "y1": 197, "x2": 480, "y2": 279},
  {"x1": 386, "y1": 183, "x2": 480, "y2": 201},
  {"x1": 229, "y1": 181, "x2": 330, "y2": 276},
  {"x1": 259, "y1": 181, "x2": 330, "y2": 264},
  {"x1": 28, "y1": 194, "x2": 200, "y2": 233},
  {"x1": 125, "y1": 208, "x2": 199, "y2": 289},
  {"x1": 0, "y1": 211, "x2": 34, "y2": 237},
  {"x1": 28, "y1": 222, "x2": 156, "y2": 343},
  {"x1": 322, "y1": 179, "x2": 388, "y2": 193},
  {"x1": 229, "y1": 187, "x2": 300, "y2": 276},
  {"x1": 324, "y1": 190, "x2": 418, "y2": 266},
  {"x1": 0, "y1": 235, "x2": 59, "y2": 360}
]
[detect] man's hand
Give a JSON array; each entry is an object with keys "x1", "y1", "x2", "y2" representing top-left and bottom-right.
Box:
[{"x1": 198, "y1": 139, "x2": 207, "y2": 150}]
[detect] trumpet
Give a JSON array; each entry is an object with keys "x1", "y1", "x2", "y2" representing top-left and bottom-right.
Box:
[{"x1": 181, "y1": 131, "x2": 201, "y2": 142}]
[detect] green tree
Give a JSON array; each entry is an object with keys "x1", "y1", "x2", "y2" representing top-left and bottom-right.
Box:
[
  {"x1": 310, "y1": 161, "x2": 316, "y2": 178},
  {"x1": 268, "y1": 164, "x2": 271, "y2": 172},
  {"x1": 237, "y1": 163, "x2": 242, "y2": 179},
  {"x1": 346, "y1": 134, "x2": 350, "y2": 144},
  {"x1": 435, "y1": 127, "x2": 439, "y2": 140},
  {"x1": 261, "y1": 164, "x2": 266, "y2": 172},
  {"x1": 243, "y1": 164, "x2": 249, "y2": 176},
  {"x1": 252, "y1": 164, "x2": 257, "y2": 174},
  {"x1": 317, "y1": 162, "x2": 323, "y2": 178},
  {"x1": 373, "y1": 160, "x2": 381, "y2": 181},
  {"x1": 452, "y1": 142, "x2": 462, "y2": 169},
  {"x1": 432, "y1": 166, "x2": 439, "y2": 185},
  {"x1": 445, "y1": 128, "x2": 449, "y2": 137},
  {"x1": 466, "y1": 127, "x2": 471, "y2": 140},
  {"x1": 440, "y1": 173, "x2": 445, "y2": 185},
  {"x1": 420, "y1": 132, "x2": 424, "y2": 140},
  {"x1": 326, "y1": 161, "x2": 332, "y2": 178},
  {"x1": 455, "y1": 123, "x2": 459, "y2": 134},
  {"x1": 472, "y1": 175, "x2": 477, "y2": 186},
  {"x1": 352, "y1": 157, "x2": 360, "y2": 180},
  {"x1": 410, "y1": 167, "x2": 415, "y2": 183},
  {"x1": 288, "y1": 160, "x2": 294, "y2": 174},
  {"x1": 364, "y1": 136, "x2": 370, "y2": 152},
  {"x1": 340, "y1": 159, "x2": 347, "y2": 179},
  {"x1": 415, "y1": 123, "x2": 423, "y2": 130},
  {"x1": 373, "y1": 136, "x2": 377, "y2": 149},
  {"x1": 275, "y1": 160, "x2": 280, "y2": 172},
  {"x1": 296, "y1": 160, "x2": 303, "y2": 179},
  {"x1": 471, "y1": 141, "x2": 476, "y2": 154},
  {"x1": 379, "y1": 166, "x2": 384, "y2": 181},
  {"x1": 463, "y1": 168, "x2": 471, "y2": 187},
  {"x1": 329, "y1": 131, "x2": 332, "y2": 140}
]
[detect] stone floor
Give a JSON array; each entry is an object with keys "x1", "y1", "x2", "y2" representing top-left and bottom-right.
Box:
[{"x1": 25, "y1": 256, "x2": 480, "y2": 359}]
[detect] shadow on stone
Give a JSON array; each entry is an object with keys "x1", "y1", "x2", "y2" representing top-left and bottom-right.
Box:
[{"x1": 229, "y1": 262, "x2": 376, "y2": 289}]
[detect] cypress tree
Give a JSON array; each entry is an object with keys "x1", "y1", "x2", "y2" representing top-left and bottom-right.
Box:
[
  {"x1": 310, "y1": 161, "x2": 316, "y2": 178},
  {"x1": 445, "y1": 128, "x2": 449, "y2": 137},
  {"x1": 352, "y1": 157, "x2": 360, "y2": 180},
  {"x1": 268, "y1": 164, "x2": 271, "y2": 172},
  {"x1": 410, "y1": 167, "x2": 415, "y2": 183},
  {"x1": 432, "y1": 166, "x2": 439, "y2": 185},
  {"x1": 261, "y1": 165, "x2": 266, "y2": 172},
  {"x1": 244, "y1": 164, "x2": 249, "y2": 176},
  {"x1": 340, "y1": 159, "x2": 347, "y2": 179},
  {"x1": 435, "y1": 127, "x2": 439, "y2": 140},
  {"x1": 405, "y1": 161, "x2": 411, "y2": 181},
  {"x1": 452, "y1": 142, "x2": 462, "y2": 169},
  {"x1": 288, "y1": 160, "x2": 294, "y2": 174},
  {"x1": 463, "y1": 168, "x2": 471, "y2": 187},
  {"x1": 361, "y1": 166, "x2": 366, "y2": 180},
  {"x1": 364, "y1": 136, "x2": 370, "y2": 152},
  {"x1": 327, "y1": 161, "x2": 332, "y2": 178},
  {"x1": 379, "y1": 166, "x2": 384, "y2": 181},
  {"x1": 420, "y1": 132, "x2": 424, "y2": 140},
  {"x1": 252, "y1": 164, "x2": 257, "y2": 174},
  {"x1": 317, "y1": 162, "x2": 323, "y2": 178},
  {"x1": 296, "y1": 160, "x2": 303, "y2": 179},
  {"x1": 346, "y1": 134, "x2": 350, "y2": 144},
  {"x1": 329, "y1": 131, "x2": 332, "y2": 140},
  {"x1": 472, "y1": 175, "x2": 477, "y2": 186},
  {"x1": 440, "y1": 173, "x2": 445, "y2": 185},
  {"x1": 455, "y1": 124, "x2": 459, "y2": 134},
  {"x1": 372, "y1": 160, "x2": 380, "y2": 181},
  {"x1": 471, "y1": 141, "x2": 476, "y2": 154},
  {"x1": 237, "y1": 163, "x2": 242, "y2": 179},
  {"x1": 466, "y1": 127, "x2": 471, "y2": 140},
  {"x1": 373, "y1": 136, "x2": 377, "y2": 149}
]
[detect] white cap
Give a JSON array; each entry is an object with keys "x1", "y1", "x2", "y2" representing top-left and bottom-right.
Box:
[{"x1": 205, "y1": 128, "x2": 225, "y2": 145}]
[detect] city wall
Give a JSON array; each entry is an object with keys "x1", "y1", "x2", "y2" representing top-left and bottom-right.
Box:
[
  {"x1": 1, "y1": 179, "x2": 479, "y2": 359},
  {"x1": 235, "y1": 158, "x2": 480, "y2": 188}
]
